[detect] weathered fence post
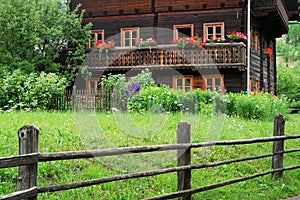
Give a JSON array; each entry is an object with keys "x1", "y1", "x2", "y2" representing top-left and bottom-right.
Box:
[
  {"x1": 17, "y1": 125, "x2": 39, "y2": 200},
  {"x1": 72, "y1": 85, "x2": 76, "y2": 111},
  {"x1": 272, "y1": 114, "x2": 286, "y2": 180},
  {"x1": 176, "y1": 122, "x2": 191, "y2": 200}
]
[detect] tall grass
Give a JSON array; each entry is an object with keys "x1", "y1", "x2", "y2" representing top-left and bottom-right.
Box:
[{"x1": 0, "y1": 111, "x2": 299, "y2": 199}]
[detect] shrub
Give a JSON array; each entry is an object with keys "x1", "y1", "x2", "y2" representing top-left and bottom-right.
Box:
[
  {"x1": 175, "y1": 90, "x2": 199, "y2": 113},
  {"x1": 195, "y1": 89, "x2": 213, "y2": 104},
  {"x1": 225, "y1": 92, "x2": 289, "y2": 120},
  {"x1": 128, "y1": 86, "x2": 180, "y2": 113},
  {"x1": 0, "y1": 70, "x2": 66, "y2": 111},
  {"x1": 101, "y1": 70, "x2": 156, "y2": 111},
  {"x1": 130, "y1": 69, "x2": 155, "y2": 88}
]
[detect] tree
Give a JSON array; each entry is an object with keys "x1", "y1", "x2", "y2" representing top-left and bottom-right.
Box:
[
  {"x1": 277, "y1": 63, "x2": 300, "y2": 102},
  {"x1": 0, "y1": 0, "x2": 92, "y2": 82}
]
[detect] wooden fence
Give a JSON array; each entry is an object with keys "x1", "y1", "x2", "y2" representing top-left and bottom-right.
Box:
[
  {"x1": 53, "y1": 88, "x2": 114, "y2": 112},
  {"x1": 1, "y1": 114, "x2": 300, "y2": 200}
]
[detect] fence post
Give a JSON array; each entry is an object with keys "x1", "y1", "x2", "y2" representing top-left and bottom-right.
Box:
[
  {"x1": 17, "y1": 125, "x2": 39, "y2": 200},
  {"x1": 176, "y1": 122, "x2": 191, "y2": 200},
  {"x1": 72, "y1": 85, "x2": 76, "y2": 111},
  {"x1": 272, "y1": 114, "x2": 286, "y2": 180}
]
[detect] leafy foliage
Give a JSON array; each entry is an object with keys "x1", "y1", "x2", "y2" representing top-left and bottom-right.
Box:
[
  {"x1": 277, "y1": 64, "x2": 300, "y2": 103},
  {"x1": 128, "y1": 86, "x2": 180, "y2": 113},
  {"x1": 128, "y1": 87, "x2": 288, "y2": 120},
  {"x1": 0, "y1": 70, "x2": 67, "y2": 111},
  {"x1": 225, "y1": 92, "x2": 288, "y2": 120},
  {"x1": 100, "y1": 69, "x2": 156, "y2": 111},
  {"x1": 0, "y1": 0, "x2": 92, "y2": 82},
  {"x1": 276, "y1": 24, "x2": 300, "y2": 64}
]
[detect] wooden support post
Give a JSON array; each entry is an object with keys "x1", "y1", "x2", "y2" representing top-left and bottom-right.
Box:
[
  {"x1": 272, "y1": 114, "x2": 286, "y2": 180},
  {"x1": 17, "y1": 125, "x2": 39, "y2": 200},
  {"x1": 176, "y1": 122, "x2": 191, "y2": 200}
]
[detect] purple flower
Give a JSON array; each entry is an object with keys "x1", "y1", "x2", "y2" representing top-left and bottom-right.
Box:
[{"x1": 125, "y1": 82, "x2": 140, "y2": 96}]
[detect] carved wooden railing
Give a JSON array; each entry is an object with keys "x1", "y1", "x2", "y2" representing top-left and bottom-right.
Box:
[{"x1": 87, "y1": 43, "x2": 246, "y2": 70}]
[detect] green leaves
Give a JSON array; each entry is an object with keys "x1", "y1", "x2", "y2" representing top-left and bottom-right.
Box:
[
  {"x1": 0, "y1": 0, "x2": 92, "y2": 82},
  {"x1": 0, "y1": 70, "x2": 67, "y2": 111}
]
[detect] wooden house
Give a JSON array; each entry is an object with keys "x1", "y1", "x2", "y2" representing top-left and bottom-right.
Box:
[{"x1": 71, "y1": 0, "x2": 299, "y2": 94}]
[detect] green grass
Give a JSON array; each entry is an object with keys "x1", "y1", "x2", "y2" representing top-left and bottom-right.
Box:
[{"x1": 0, "y1": 111, "x2": 299, "y2": 199}]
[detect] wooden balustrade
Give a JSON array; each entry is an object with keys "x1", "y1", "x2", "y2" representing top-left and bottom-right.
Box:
[{"x1": 90, "y1": 43, "x2": 246, "y2": 70}]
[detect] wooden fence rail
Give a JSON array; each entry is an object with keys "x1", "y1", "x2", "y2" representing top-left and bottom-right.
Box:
[{"x1": 1, "y1": 114, "x2": 300, "y2": 200}]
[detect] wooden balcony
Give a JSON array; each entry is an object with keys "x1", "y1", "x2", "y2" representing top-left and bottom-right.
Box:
[
  {"x1": 253, "y1": 0, "x2": 289, "y2": 36},
  {"x1": 85, "y1": 43, "x2": 247, "y2": 71}
]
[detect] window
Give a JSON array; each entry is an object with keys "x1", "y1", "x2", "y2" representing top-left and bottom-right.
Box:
[
  {"x1": 173, "y1": 24, "x2": 194, "y2": 40},
  {"x1": 203, "y1": 75, "x2": 224, "y2": 92},
  {"x1": 121, "y1": 27, "x2": 140, "y2": 47},
  {"x1": 86, "y1": 78, "x2": 100, "y2": 94},
  {"x1": 173, "y1": 76, "x2": 193, "y2": 92},
  {"x1": 203, "y1": 22, "x2": 224, "y2": 39},
  {"x1": 87, "y1": 30, "x2": 104, "y2": 48}
]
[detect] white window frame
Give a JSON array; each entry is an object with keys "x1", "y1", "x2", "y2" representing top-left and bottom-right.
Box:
[
  {"x1": 87, "y1": 30, "x2": 105, "y2": 48},
  {"x1": 203, "y1": 75, "x2": 224, "y2": 92},
  {"x1": 203, "y1": 22, "x2": 225, "y2": 40},
  {"x1": 173, "y1": 24, "x2": 194, "y2": 40},
  {"x1": 173, "y1": 75, "x2": 193, "y2": 92},
  {"x1": 121, "y1": 27, "x2": 140, "y2": 47}
]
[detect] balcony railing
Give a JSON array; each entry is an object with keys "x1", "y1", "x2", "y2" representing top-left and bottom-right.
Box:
[
  {"x1": 253, "y1": 0, "x2": 289, "y2": 30},
  {"x1": 85, "y1": 43, "x2": 246, "y2": 71}
]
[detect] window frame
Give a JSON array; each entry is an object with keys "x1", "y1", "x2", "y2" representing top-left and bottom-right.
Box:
[
  {"x1": 121, "y1": 27, "x2": 140, "y2": 47},
  {"x1": 87, "y1": 30, "x2": 105, "y2": 48},
  {"x1": 203, "y1": 22, "x2": 225, "y2": 40},
  {"x1": 173, "y1": 75, "x2": 193, "y2": 92},
  {"x1": 173, "y1": 24, "x2": 194, "y2": 40},
  {"x1": 203, "y1": 75, "x2": 225, "y2": 93}
]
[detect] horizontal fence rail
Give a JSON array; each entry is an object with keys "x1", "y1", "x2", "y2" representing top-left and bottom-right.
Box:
[{"x1": 0, "y1": 114, "x2": 300, "y2": 200}]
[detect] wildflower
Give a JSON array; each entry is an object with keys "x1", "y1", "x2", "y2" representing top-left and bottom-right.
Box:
[{"x1": 125, "y1": 82, "x2": 140, "y2": 96}]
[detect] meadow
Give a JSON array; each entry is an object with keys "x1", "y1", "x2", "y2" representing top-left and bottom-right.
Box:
[{"x1": 0, "y1": 111, "x2": 299, "y2": 199}]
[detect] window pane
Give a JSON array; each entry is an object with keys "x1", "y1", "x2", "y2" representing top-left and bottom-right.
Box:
[
  {"x1": 185, "y1": 79, "x2": 190, "y2": 87},
  {"x1": 178, "y1": 28, "x2": 192, "y2": 37},
  {"x1": 208, "y1": 27, "x2": 213, "y2": 35},
  {"x1": 132, "y1": 30, "x2": 137, "y2": 38},
  {"x1": 125, "y1": 39, "x2": 130, "y2": 46},
  {"x1": 206, "y1": 78, "x2": 212, "y2": 90},
  {"x1": 97, "y1": 33, "x2": 103, "y2": 41},
  {"x1": 216, "y1": 26, "x2": 221, "y2": 34},
  {"x1": 215, "y1": 78, "x2": 220, "y2": 86},
  {"x1": 125, "y1": 31, "x2": 130, "y2": 39},
  {"x1": 185, "y1": 86, "x2": 190, "y2": 92},
  {"x1": 177, "y1": 79, "x2": 182, "y2": 87}
]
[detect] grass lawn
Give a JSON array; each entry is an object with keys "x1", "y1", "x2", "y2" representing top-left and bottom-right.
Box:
[{"x1": 0, "y1": 111, "x2": 299, "y2": 199}]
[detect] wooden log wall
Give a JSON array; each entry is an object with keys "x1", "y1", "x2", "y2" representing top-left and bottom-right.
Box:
[{"x1": 73, "y1": 0, "x2": 244, "y2": 17}]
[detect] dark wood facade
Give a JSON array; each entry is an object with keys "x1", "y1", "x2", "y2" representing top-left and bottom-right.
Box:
[{"x1": 71, "y1": 0, "x2": 299, "y2": 94}]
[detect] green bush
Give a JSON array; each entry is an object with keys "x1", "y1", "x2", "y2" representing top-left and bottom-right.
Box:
[
  {"x1": 0, "y1": 70, "x2": 66, "y2": 111},
  {"x1": 101, "y1": 70, "x2": 156, "y2": 111},
  {"x1": 128, "y1": 86, "x2": 180, "y2": 113},
  {"x1": 176, "y1": 90, "x2": 199, "y2": 113},
  {"x1": 225, "y1": 92, "x2": 289, "y2": 120}
]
